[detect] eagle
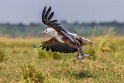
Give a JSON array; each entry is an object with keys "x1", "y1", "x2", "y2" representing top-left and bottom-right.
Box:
[{"x1": 35, "y1": 6, "x2": 94, "y2": 60}]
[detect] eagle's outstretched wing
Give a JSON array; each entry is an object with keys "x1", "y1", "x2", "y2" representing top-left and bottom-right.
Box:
[
  {"x1": 42, "y1": 6, "x2": 66, "y2": 33},
  {"x1": 38, "y1": 37, "x2": 78, "y2": 53}
]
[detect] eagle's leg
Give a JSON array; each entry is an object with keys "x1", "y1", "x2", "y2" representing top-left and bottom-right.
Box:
[
  {"x1": 76, "y1": 48, "x2": 82, "y2": 60},
  {"x1": 80, "y1": 51, "x2": 89, "y2": 59},
  {"x1": 76, "y1": 48, "x2": 89, "y2": 60},
  {"x1": 76, "y1": 52, "x2": 80, "y2": 60}
]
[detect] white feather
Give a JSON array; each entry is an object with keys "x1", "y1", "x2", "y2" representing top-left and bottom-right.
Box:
[
  {"x1": 43, "y1": 28, "x2": 64, "y2": 43},
  {"x1": 67, "y1": 31, "x2": 77, "y2": 37}
]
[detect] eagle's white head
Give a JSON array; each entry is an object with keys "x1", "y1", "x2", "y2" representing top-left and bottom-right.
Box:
[
  {"x1": 43, "y1": 27, "x2": 64, "y2": 42},
  {"x1": 43, "y1": 28, "x2": 57, "y2": 37}
]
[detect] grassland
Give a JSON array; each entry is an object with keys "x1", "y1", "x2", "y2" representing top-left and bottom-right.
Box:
[{"x1": 0, "y1": 35, "x2": 124, "y2": 83}]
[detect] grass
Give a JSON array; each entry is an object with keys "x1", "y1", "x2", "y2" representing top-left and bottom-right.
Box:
[{"x1": 0, "y1": 35, "x2": 124, "y2": 83}]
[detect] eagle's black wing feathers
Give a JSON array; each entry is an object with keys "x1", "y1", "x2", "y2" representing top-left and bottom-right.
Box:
[
  {"x1": 42, "y1": 6, "x2": 66, "y2": 32},
  {"x1": 39, "y1": 38, "x2": 78, "y2": 53}
]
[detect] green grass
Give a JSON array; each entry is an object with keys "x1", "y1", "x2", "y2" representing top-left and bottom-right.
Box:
[{"x1": 0, "y1": 35, "x2": 124, "y2": 83}]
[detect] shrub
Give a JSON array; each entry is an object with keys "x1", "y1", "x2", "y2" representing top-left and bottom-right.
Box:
[
  {"x1": 21, "y1": 64, "x2": 45, "y2": 83},
  {"x1": 52, "y1": 52, "x2": 62, "y2": 60},
  {"x1": 37, "y1": 49, "x2": 51, "y2": 59},
  {"x1": 37, "y1": 49, "x2": 62, "y2": 60},
  {"x1": 0, "y1": 49, "x2": 6, "y2": 63},
  {"x1": 35, "y1": 72, "x2": 45, "y2": 83}
]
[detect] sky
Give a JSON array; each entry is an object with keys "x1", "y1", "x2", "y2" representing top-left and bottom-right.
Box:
[{"x1": 0, "y1": 0, "x2": 124, "y2": 24}]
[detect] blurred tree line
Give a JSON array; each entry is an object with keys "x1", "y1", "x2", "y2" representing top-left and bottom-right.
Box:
[{"x1": 0, "y1": 20, "x2": 124, "y2": 37}]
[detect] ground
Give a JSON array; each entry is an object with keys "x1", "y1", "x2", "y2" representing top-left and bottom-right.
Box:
[{"x1": 0, "y1": 35, "x2": 124, "y2": 83}]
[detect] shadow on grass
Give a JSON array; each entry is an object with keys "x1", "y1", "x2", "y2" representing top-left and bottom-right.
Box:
[
  {"x1": 51, "y1": 69, "x2": 95, "y2": 80},
  {"x1": 74, "y1": 70, "x2": 94, "y2": 79}
]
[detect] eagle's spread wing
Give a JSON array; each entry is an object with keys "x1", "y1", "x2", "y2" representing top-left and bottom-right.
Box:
[
  {"x1": 39, "y1": 37, "x2": 78, "y2": 53},
  {"x1": 42, "y1": 6, "x2": 66, "y2": 33}
]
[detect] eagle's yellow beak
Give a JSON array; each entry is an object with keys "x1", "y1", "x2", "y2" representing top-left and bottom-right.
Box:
[
  {"x1": 43, "y1": 29, "x2": 48, "y2": 34},
  {"x1": 43, "y1": 30, "x2": 46, "y2": 34},
  {"x1": 43, "y1": 31, "x2": 45, "y2": 34}
]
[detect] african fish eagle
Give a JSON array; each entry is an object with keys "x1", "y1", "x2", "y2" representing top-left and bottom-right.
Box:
[{"x1": 35, "y1": 6, "x2": 94, "y2": 60}]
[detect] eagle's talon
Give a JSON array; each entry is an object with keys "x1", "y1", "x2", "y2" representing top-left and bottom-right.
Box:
[
  {"x1": 76, "y1": 53, "x2": 89, "y2": 60},
  {"x1": 76, "y1": 55, "x2": 83, "y2": 60},
  {"x1": 82, "y1": 54, "x2": 89, "y2": 59}
]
